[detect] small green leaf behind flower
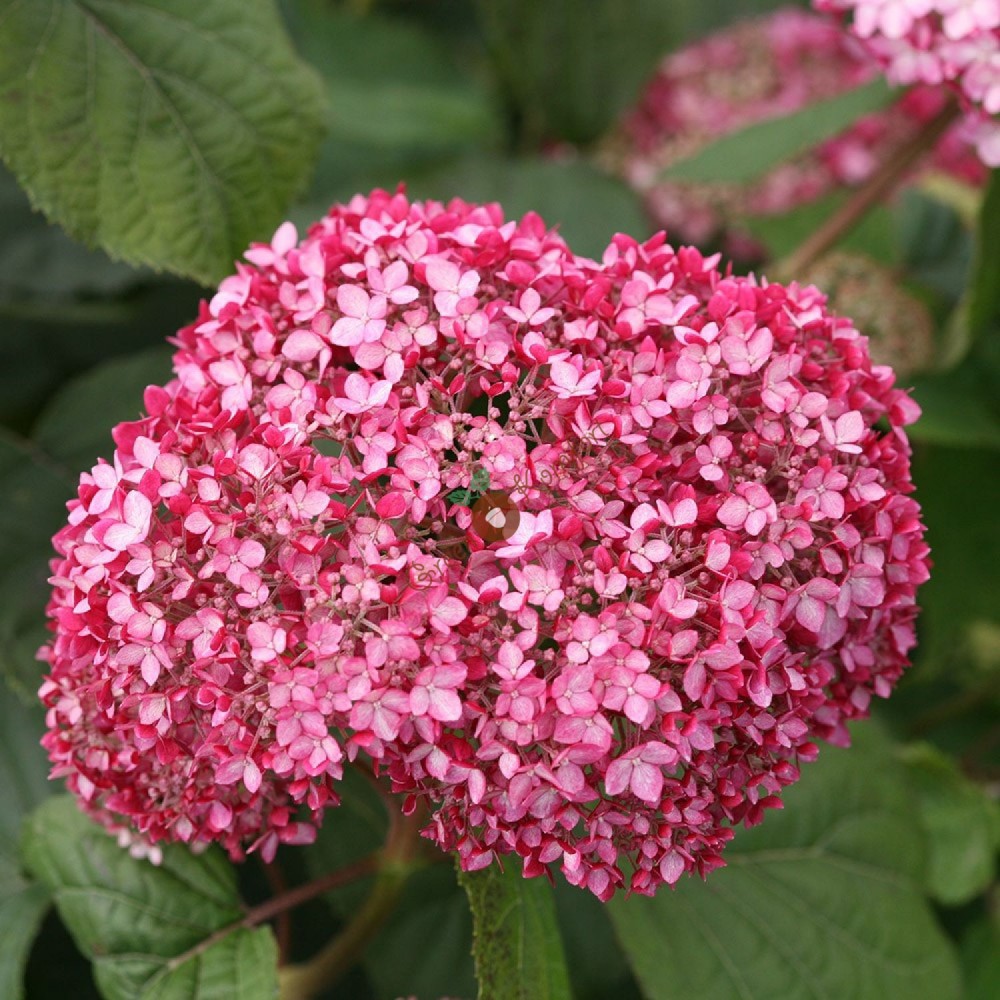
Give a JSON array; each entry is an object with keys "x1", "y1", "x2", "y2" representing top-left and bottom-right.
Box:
[
  {"x1": 448, "y1": 467, "x2": 492, "y2": 508},
  {"x1": 660, "y1": 79, "x2": 895, "y2": 185}
]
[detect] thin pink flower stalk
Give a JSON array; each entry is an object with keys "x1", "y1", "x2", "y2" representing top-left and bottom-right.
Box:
[
  {"x1": 619, "y1": 7, "x2": 986, "y2": 252},
  {"x1": 815, "y1": 0, "x2": 1000, "y2": 164},
  {"x1": 41, "y1": 190, "x2": 928, "y2": 900}
]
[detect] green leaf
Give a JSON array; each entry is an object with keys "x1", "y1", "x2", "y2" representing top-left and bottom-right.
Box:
[
  {"x1": 552, "y1": 878, "x2": 641, "y2": 1000},
  {"x1": 365, "y1": 864, "x2": 477, "y2": 1000},
  {"x1": 0, "y1": 163, "x2": 201, "y2": 428},
  {"x1": 909, "y1": 360, "x2": 1000, "y2": 450},
  {"x1": 912, "y1": 445, "x2": 1000, "y2": 669},
  {"x1": 0, "y1": 450, "x2": 73, "y2": 700},
  {"x1": 302, "y1": 765, "x2": 388, "y2": 917},
  {"x1": 283, "y1": 1, "x2": 501, "y2": 226},
  {"x1": 965, "y1": 170, "x2": 1000, "y2": 342},
  {"x1": 459, "y1": 862, "x2": 572, "y2": 1000},
  {"x1": 962, "y1": 916, "x2": 1000, "y2": 1000},
  {"x1": 895, "y1": 189, "x2": 973, "y2": 309},
  {"x1": 473, "y1": 0, "x2": 682, "y2": 145},
  {"x1": 898, "y1": 743, "x2": 1000, "y2": 905},
  {"x1": 22, "y1": 797, "x2": 278, "y2": 1000},
  {"x1": 0, "y1": 881, "x2": 49, "y2": 1000},
  {"x1": 0, "y1": 164, "x2": 139, "y2": 302},
  {"x1": 663, "y1": 0, "x2": 816, "y2": 45},
  {"x1": 0, "y1": 428, "x2": 73, "y2": 584},
  {"x1": 0, "y1": 428, "x2": 75, "y2": 695},
  {"x1": 608, "y1": 725, "x2": 961, "y2": 1000},
  {"x1": 94, "y1": 929, "x2": 277, "y2": 1000},
  {"x1": 411, "y1": 156, "x2": 649, "y2": 260},
  {"x1": 741, "y1": 191, "x2": 896, "y2": 265},
  {"x1": 283, "y1": 1, "x2": 498, "y2": 153},
  {"x1": 32, "y1": 346, "x2": 172, "y2": 470},
  {"x1": 0, "y1": 692, "x2": 51, "y2": 853},
  {"x1": 0, "y1": 0, "x2": 327, "y2": 284},
  {"x1": 663, "y1": 79, "x2": 895, "y2": 185},
  {"x1": 0, "y1": 691, "x2": 52, "y2": 1000}
]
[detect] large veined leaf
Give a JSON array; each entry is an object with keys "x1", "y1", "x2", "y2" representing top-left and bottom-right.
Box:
[
  {"x1": 0, "y1": 0, "x2": 327, "y2": 284},
  {"x1": 661, "y1": 79, "x2": 894, "y2": 185},
  {"x1": 22, "y1": 797, "x2": 277, "y2": 1000},
  {"x1": 459, "y1": 862, "x2": 572, "y2": 1000},
  {"x1": 608, "y1": 725, "x2": 961, "y2": 1000}
]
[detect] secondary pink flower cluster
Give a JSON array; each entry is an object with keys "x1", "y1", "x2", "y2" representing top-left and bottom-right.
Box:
[
  {"x1": 41, "y1": 190, "x2": 928, "y2": 899},
  {"x1": 619, "y1": 7, "x2": 985, "y2": 252},
  {"x1": 815, "y1": 0, "x2": 1000, "y2": 164}
]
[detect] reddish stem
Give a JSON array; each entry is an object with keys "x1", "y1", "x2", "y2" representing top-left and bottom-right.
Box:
[
  {"x1": 775, "y1": 97, "x2": 961, "y2": 278},
  {"x1": 247, "y1": 853, "x2": 381, "y2": 931}
]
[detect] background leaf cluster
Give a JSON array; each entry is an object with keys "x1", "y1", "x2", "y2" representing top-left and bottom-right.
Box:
[{"x1": 0, "y1": 1, "x2": 997, "y2": 998}]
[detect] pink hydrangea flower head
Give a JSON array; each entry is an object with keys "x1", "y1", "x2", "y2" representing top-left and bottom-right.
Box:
[
  {"x1": 41, "y1": 190, "x2": 928, "y2": 899},
  {"x1": 814, "y1": 0, "x2": 1000, "y2": 164},
  {"x1": 616, "y1": 7, "x2": 987, "y2": 253}
]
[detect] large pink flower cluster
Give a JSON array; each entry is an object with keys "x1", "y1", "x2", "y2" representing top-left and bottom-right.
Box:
[
  {"x1": 41, "y1": 191, "x2": 929, "y2": 900},
  {"x1": 815, "y1": 0, "x2": 1000, "y2": 164},
  {"x1": 619, "y1": 7, "x2": 985, "y2": 251}
]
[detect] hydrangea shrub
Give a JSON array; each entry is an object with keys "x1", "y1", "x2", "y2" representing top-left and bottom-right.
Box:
[
  {"x1": 815, "y1": 0, "x2": 1000, "y2": 164},
  {"x1": 41, "y1": 190, "x2": 928, "y2": 901},
  {"x1": 617, "y1": 7, "x2": 986, "y2": 252}
]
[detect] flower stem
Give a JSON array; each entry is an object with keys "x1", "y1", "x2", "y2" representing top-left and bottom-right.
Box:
[
  {"x1": 774, "y1": 97, "x2": 961, "y2": 279},
  {"x1": 277, "y1": 808, "x2": 426, "y2": 1000},
  {"x1": 248, "y1": 853, "x2": 381, "y2": 930},
  {"x1": 159, "y1": 854, "x2": 383, "y2": 977},
  {"x1": 260, "y1": 861, "x2": 292, "y2": 965}
]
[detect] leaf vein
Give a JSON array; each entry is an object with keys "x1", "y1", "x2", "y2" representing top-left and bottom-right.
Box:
[
  {"x1": 68, "y1": 0, "x2": 229, "y2": 245},
  {"x1": 675, "y1": 891, "x2": 757, "y2": 1000}
]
